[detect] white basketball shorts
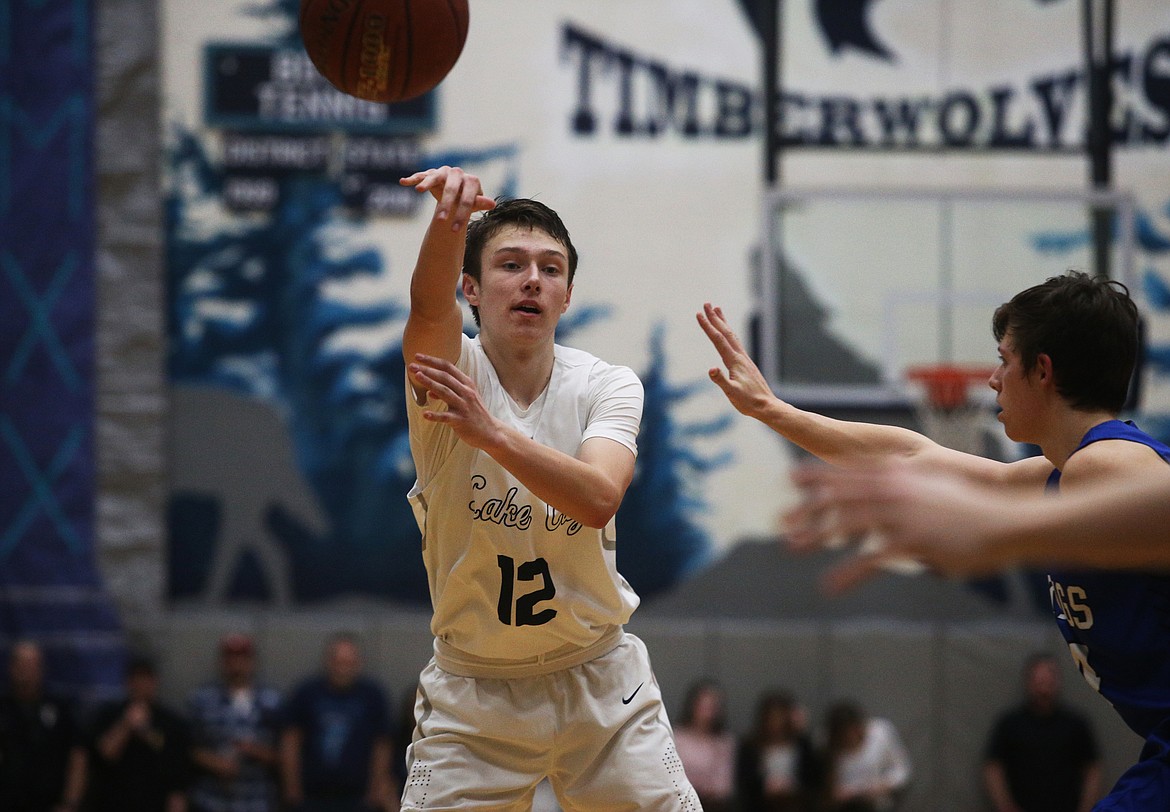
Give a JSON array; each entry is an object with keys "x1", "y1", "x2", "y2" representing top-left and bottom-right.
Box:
[{"x1": 400, "y1": 633, "x2": 702, "y2": 811}]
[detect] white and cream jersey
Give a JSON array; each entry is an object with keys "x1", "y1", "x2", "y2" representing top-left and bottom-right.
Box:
[{"x1": 406, "y1": 333, "x2": 643, "y2": 674}]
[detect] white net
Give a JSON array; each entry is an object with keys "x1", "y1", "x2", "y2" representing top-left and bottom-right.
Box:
[{"x1": 906, "y1": 365, "x2": 999, "y2": 455}]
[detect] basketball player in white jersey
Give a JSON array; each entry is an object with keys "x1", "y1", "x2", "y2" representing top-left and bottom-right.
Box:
[{"x1": 396, "y1": 165, "x2": 701, "y2": 811}]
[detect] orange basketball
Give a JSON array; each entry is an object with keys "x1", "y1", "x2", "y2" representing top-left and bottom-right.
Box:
[{"x1": 299, "y1": 0, "x2": 469, "y2": 103}]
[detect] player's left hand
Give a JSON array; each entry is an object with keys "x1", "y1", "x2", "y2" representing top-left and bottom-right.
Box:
[
  {"x1": 410, "y1": 354, "x2": 503, "y2": 451},
  {"x1": 783, "y1": 462, "x2": 1011, "y2": 592}
]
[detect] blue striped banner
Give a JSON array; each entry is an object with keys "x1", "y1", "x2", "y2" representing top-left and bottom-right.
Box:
[{"x1": 0, "y1": 0, "x2": 124, "y2": 705}]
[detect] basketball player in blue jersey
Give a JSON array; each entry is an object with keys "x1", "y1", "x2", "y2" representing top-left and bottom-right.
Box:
[
  {"x1": 396, "y1": 165, "x2": 701, "y2": 811},
  {"x1": 698, "y1": 271, "x2": 1170, "y2": 810}
]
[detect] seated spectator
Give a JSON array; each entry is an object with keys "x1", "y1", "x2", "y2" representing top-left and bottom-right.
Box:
[
  {"x1": 737, "y1": 690, "x2": 819, "y2": 812},
  {"x1": 822, "y1": 701, "x2": 911, "y2": 812},
  {"x1": 188, "y1": 633, "x2": 283, "y2": 812},
  {"x1": 673, "y1": 679, "x2": 737, "y2": 812},
  {"x1": 0, "y1": 640, "x2": 87, "y2": 812},
  {"x1": 983, "y1": 653, "x2": 1101, "y2": 812},
  {"x1": 279, "y1": 633, "x2": 396, "y2": 812},
  {"x1": 87, "y1": 654, "x2": 192, "y2": 812}
]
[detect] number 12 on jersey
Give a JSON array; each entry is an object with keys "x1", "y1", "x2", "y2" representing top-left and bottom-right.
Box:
[{"x1": 497, "y1": 555, "x2": 558, "y2": 626}]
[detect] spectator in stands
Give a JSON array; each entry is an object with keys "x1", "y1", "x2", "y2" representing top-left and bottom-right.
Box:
[
  {"x1": 0, "y1": 640, "x2": 87, "y2": 812},
  {"x1": 188, "y1": 632, "x2": 283, "y2": 812},
  {"x1": 983, "y1": 653, "x2": 1101, "y2": 812},
  {"x1": 279, "y1": 632, "x2": 396, "y2": 811},
  {"x1": 737, "y1": 689, "x2": 819, "y2": 812},
  {"x1": 673, "y1": 679, "x2": 738, "y2": 812},
  {"x1": 822, "y1": 700, "x2": 911, "y2": 812},
  {"x1": 87, "y1": 653, "x2": 192, "y2": 812}
]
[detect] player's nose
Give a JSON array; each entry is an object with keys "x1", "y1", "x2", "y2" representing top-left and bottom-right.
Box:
[{"x1": 521, "y1": 263, "x2": 541, "y2": 288}]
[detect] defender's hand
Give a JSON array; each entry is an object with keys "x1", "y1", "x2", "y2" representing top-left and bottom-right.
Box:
[
  {"x1": 696, "y1": 302, "x2": 776, "y2": 419},
  {"x1": 784, "y1": 462, "x2": 1011, "y2": 592}
]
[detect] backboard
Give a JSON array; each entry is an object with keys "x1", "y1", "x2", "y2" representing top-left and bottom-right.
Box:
[{"x1": 754, "y1": 187, "x2": 1137, "y2": 408}]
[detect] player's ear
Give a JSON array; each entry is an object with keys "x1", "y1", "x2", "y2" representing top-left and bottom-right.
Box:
[
  {"x1": 1035, "y1": 353, "x2": 1054, "y2": 383},
  {"x1": 561, "y1": 282, "x2": 573, "y2": 313},
  {"x1": 461, "y1": 273, "x2": 480, "y2": 306}
]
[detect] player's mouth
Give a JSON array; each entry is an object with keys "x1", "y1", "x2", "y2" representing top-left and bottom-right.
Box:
[{"x1": 513, "y1": 301, "x2": 542, "y2": 316}]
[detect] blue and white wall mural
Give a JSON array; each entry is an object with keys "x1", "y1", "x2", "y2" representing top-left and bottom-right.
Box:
[
  {"x1": 161, "y1": 0, "x2": 1170, "y2": 612},
  {"x1": 164, "y1": 128, "x2": 730, "y2": 604}
]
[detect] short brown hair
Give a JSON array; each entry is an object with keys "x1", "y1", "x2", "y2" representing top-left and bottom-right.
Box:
[
  {"x1": 462, "y1": 198, "x2": 578, "y2": 326},
  {"x1": 992, "y1": 271, "x2": 1138, "y2": 412}
]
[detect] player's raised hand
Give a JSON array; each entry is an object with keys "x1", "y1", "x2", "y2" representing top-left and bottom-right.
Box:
[
  {"x1": 400, "y1": 166, "x2": 495, "y2": 231},
  {"x1": 409, "y1": 354, "x2": 502, "y2": 450},
  {"x1": 696, "y1": 303, "x2": 777, "y2": 419},
  {"x1": 783, "y1": 462, "x2": 1015, "y2": 592}
]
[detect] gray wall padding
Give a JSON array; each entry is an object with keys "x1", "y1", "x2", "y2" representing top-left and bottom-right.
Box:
[{"x1": 134, "y1": 612, "x2": 1141, "y2": 812}]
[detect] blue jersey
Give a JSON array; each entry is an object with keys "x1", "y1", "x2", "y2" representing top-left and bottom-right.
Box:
[{"x1": 1047, "y1": 419, "x2": 1170, "y2": 740}]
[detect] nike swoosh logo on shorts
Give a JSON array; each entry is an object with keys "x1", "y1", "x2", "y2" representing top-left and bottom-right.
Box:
[{"x1": 622, "y1": 682, "x2": 644, "y2": 704}]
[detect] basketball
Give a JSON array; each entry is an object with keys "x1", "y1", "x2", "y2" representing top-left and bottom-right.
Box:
[{"x1": 299, "y1": 0, "x2": 470, "y2": 103}]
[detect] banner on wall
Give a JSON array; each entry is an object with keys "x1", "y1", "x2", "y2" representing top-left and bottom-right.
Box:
[
  {"x1": 567, "y1": 1, "x2": 1169, "y2": 151},
  {"x1": 0, "y1": 0, "x2": 125, "y2": 702},
  {"x1": 160, "y1": 0, "x2": 1170, "y2": 614},
  {"x1": 202, "y1": 39, "x2": 432, "y2": 215}
]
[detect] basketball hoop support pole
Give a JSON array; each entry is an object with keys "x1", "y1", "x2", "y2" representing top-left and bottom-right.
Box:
[
  {"x1": 762, "y1": 0, "x2": 781, "y2": 187},
  {"x1": 1083, "y1": 0, "x2": 1114, "y2": 280},
  {"x1": 756, "y1": 0, "x2": 783, "y2": 383}
]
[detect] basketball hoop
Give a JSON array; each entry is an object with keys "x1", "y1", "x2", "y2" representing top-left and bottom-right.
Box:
[
  {"x1": 905, "y1": 364, "x2": 997, "y2": 454},
  {"x1": 905, "y1": 364, "x2": 995, "y2": 411}
]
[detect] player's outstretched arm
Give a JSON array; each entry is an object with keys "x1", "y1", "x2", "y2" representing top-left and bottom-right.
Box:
[
  {"x1": 409, "y1": 354, "x2": 634, "y2": 528},
  {"x1": 784, "y1": 463, "x2": 1022, "y2": 590},
  {"x1": 697, "y1": 303, "x2": 940, "y2": 468},
  {"x1": 400, "y1": 166, "x2": 495, "y2": 383},
  {"x1": 784, "y1": 462, "x2": 1170, "y2": 593}
]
